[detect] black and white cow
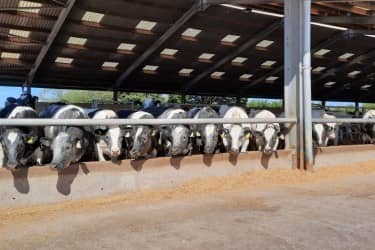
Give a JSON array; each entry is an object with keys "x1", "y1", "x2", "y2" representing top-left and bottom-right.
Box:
[
  {"x1": 158, "y1": 108, "x2": 192, "y2": 156},
  {"x1": 40, "y1": 104, "x2": 95, "y2": 169},
  {"x1": 250, "y1": 110, "x2": 281, "y2": 155},
  {"x1": 87, "y1": 109, "x2": 122, "y2": 161},
  {"x1": 126, "y1": 111, "x2": 157, "y2": 159},
  {"x1": 0, "y1": 106, "x2": 42, "y2": 169},
  {"x1": 189, "y1": 107, "x2": 220, "y2": 154},
  {"x1": 362, "y1": 110, "x2": 375, "y2": 139},
  {"x1": 221, "y1": 106, "x2": 251, "y2": 153},
  {"x1": 312, "y1": 110, "x2": 337, "y2": 147}
]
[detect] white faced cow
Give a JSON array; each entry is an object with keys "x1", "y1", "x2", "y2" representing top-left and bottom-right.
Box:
[
  {"x1": 0, "y1": 106, "x2": 41, "y2": 169},
  {"x1": 158, "y1": 108, "x2": 192, "y2": 156},
  {"x1": 126, "y1": 111, "x2": 157, "y2": 159},
  {"x1": 250, "y1": 110, "x2": 281, "y2": 155},
  {"x1": 40, "y1": 104, "x2": 95, "y2": 169},
  {"x1": 189, "y1": 107, "x2": 220, "y2": 154},
  {"x1": 87, "y1": 109, "x2": 122, "y2": 162},
  {"x1": 221, "y1": 106, "x2": 251, "y2": 153},
  {"x1": 312, "y1": 110, "x2": 337, "y2": 147}
]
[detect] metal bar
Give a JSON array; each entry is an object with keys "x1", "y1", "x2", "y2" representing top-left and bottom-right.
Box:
[
  {"x1": 0, "y1": 118, "x2": 297, "y2": 127},
  {"x1": 27, "y1": 0, "x2": 76, "y2": 84},
  {"x1": 114, "y1": 1, "x2": 203, "y2": 90},
  {"x1": 312, "y1": 118, "x2": 375, "y2": 124},
  {"x1": 284, "y1": 0, "x2": 313, "y2": 170},
  {"x1": 183, "y1": 19, "x2": 283, "y2": 92},
  {"x1": 311, "y1": 16, "x2": 375, "y2": 25}
]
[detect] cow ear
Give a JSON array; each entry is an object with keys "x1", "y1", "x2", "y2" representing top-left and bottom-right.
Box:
[
  {"x1": 40, "y1": 137, "x2": 51, "y2": 148},
  {"x1": 76, "y1": 140, "x2": 82, "y2": 149},
  {"x1": 151, "y1": 129, "x2": 158, "y2": 137}
]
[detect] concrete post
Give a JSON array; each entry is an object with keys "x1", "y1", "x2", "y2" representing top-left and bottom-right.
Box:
[{"x1": 284, "y1": 0, "x2": 313, "y2": 170}]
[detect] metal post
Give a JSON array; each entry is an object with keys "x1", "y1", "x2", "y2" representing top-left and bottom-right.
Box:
[
  {"x1": 181, "y1": 94, "x2": 186, "y2": 104},
  {"x1": 322, "y1": 100, "x2": 326, "y2": 110},
  {"x1": 284, "y1": 0, "x2": 313, "y2": 170},
  {"x1": 113, "y1": 91, "x2": 118, "y2": 102}
]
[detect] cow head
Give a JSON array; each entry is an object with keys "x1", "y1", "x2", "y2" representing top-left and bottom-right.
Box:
[
  {"x1": 0, "y1": 128, "x2": 38, "y2": 169},
  {"x1": 42, "y1": 127, "x2": 88, "y2": 169},
  {"x1": 198, "y1": 124, "x2": 219, "y2": 154},
  {"x1": 128, "y1": 126, "x2": 155, "y2": 159},
  {"x1": 95, "y1": 126, "x2": 122, "y2": 160},
  {"x1": 313, "y1": 122, "x2": 336, "y2": 146},
  {"x1": 262, "y1": 124, "x2": 280, "y2": 155},
  {"x1": 170, "y1": 125, "x2": 191, "y2": 156},
  {"x1": 223, "y1": 125, "x2": 251, "y2": 153}
]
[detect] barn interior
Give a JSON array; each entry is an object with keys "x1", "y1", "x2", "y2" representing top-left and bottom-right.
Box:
[{"x1": 0, "y1": 0, "x2": 374, "y2": 102}]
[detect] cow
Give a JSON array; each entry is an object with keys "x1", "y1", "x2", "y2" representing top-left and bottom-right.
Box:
[
  {"x1": 40, "y1": 104, "x2": 95, "y2": 169},
  {"x1": 86, "y1": 109, "x2": 122, "y2": 161},
  {"x1": 312, "y1": 110, "x2": 337, "y2": 147},
  {"x1": 250, "y1": 110, "x2": 281, "y2": 155},
  {"x1": 125, "y1": 111, "x2": 157, "y2": 159},
  {"x1": 0, "y1": 106, "x2": 43, "y2": 169},
  {"x1": 362, "y1": 110, "x2": 375, "y2": 139},
  {"x1": 189, "y1": 107, "x2": 220, "y2": 154},
  {"x1": 157, "y1": 108, "x2": 192, "y2": 156},
  {"x1": 221, "y1": 106, "x2": 251, "y2": 153}
]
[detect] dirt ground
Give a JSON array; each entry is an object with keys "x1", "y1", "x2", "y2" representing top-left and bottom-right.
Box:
[{"x1": 1, "y1": 162, "x2": 375, "y2": 250}]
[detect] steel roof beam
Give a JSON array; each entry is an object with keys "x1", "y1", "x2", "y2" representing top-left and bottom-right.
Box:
[
  {"x1": 27, "y1": 0, "x2": 75, "y2": 84},
  {"x1": 311, "y1": 16, "x2": 375, "y2": 25},
  {"x1": 114, "y1": 1, "x2": 205, "y2": 90},
  {"x1": 182, "y1": 19, "x2": 283, "y2": 92}
]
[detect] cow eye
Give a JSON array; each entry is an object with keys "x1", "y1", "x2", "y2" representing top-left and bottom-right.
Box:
[{"x1": 66, "y1": 145, "x2": 71, "y2": 150}]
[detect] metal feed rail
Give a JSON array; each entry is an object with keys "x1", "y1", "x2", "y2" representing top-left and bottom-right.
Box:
[
  {"x1": 0, "y1": 118, "x2": 296, "y2": 127},
  {"x1": 313, "y1": 118, "x2": 375, "y2": 124}
]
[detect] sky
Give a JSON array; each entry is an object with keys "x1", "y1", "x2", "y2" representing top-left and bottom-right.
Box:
[{"x1": 0, "y1": 86, "x2": 43, "y2": 108}]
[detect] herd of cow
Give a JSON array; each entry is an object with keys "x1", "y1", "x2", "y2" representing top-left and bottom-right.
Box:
[{"x1": 1, "y1": 96, "x2": 375, "y2": 170}]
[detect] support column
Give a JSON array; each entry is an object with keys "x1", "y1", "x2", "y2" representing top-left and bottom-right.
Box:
[
  {"x1": 113, "y1": 91, "x2": 119, "y2": 102},
  {"x1": 284, "y1": 0, "x2": 313, "y2": 170},
  {"x1": 322, "y1": 100, "x2": 326, "y2": 110}
]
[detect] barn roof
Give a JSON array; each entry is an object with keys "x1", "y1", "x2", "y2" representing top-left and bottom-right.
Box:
[{"x1": 0, "y1": 0, "x2": 374, "y2": 102}]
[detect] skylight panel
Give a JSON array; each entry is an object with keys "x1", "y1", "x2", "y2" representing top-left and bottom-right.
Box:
[
  {"x1": 256, "y1": 40, "x2": 274, "y2": 50},
  {"x1": 314, "y1": 49, "x2": 331, "y2": 58},
  {"x1": 179, "y1": 68, "x2": 194, "y2": 77},
  {"x1": 9, "y1": 29, "x2": 30, "y2": 38},
  {"x1": 81, "y1": 11, "x2": 104, "y2": 23},
  {"x1": 117, "y1": 43, "x2": 136, "y2": 53},
  {"x1": 361, "y1": 84, "x2": 371, "y2": 90},
  {"x1": 160, "y1": 48, "x2": 178, "y2": 59},
  {"x1": 198, "y1": 53, "x2": 215, "y2": 63},
  {"x1": 338, "y1": 53, "x2": 355, "y2": 62},
  {"x1": 143, "y1": 65, "x2": 158, "y2": 74},
  {"x1": 67, "y1": 36, "x2": 87, "y2": 46},
  {"x1": 181, "y1": 28, "x2": 202, "y2": 40},
  {"x1": 1, "y1": 52, "x2": 21, "y2": 59},
  {"x1": 55, "y1": 57, "x2": 73, "y2": 64},
  {"x1": 347, "y1": 70, "x2": 361, "y2": 78},
  {"x1": 312, "y1": 66, "x2": 326, "y2": 74},
  {"x1": 211, "y1": 71, "x2": 225, "y2": 79},
  {"x1": 232, "y1": 57, "x2": 247, "y2": 66},
  {"x1": 102, "y1": 61, "x2": 119, "y2": 70},
  {"x1": 136, "y1": 20, "x2": 157, "y2": 32},
  {"x1": 324, "y1": 81, "x2": 336, "y2": 87},
  {"x1": 239, "y1": 74, "x2": 253, "y2": 81},
  {"x1": 261, "y1": 60, "x2": 277, "y2": 69},
  {"x1": 265, "y1": 76, "x2": 279, "y2": 83},
  {"x1": 221, "y1": 34, "x2": 240, "y2": 45},
  {"x1": 18, "y1": 1, "x2": 42, "y2": 14}
]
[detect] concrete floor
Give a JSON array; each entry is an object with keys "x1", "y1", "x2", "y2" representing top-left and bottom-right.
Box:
[{"x1": 1, "y1": 171, "x2": 375, "y2": 249}]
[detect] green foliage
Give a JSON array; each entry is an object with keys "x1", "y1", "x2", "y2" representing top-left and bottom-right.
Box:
[
  {"x1": 363, "y1": 103, "x2": 375, "y2": 110},
  {"x1": 247, "y1": 99, "x2": 282, "y2": 108}
]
